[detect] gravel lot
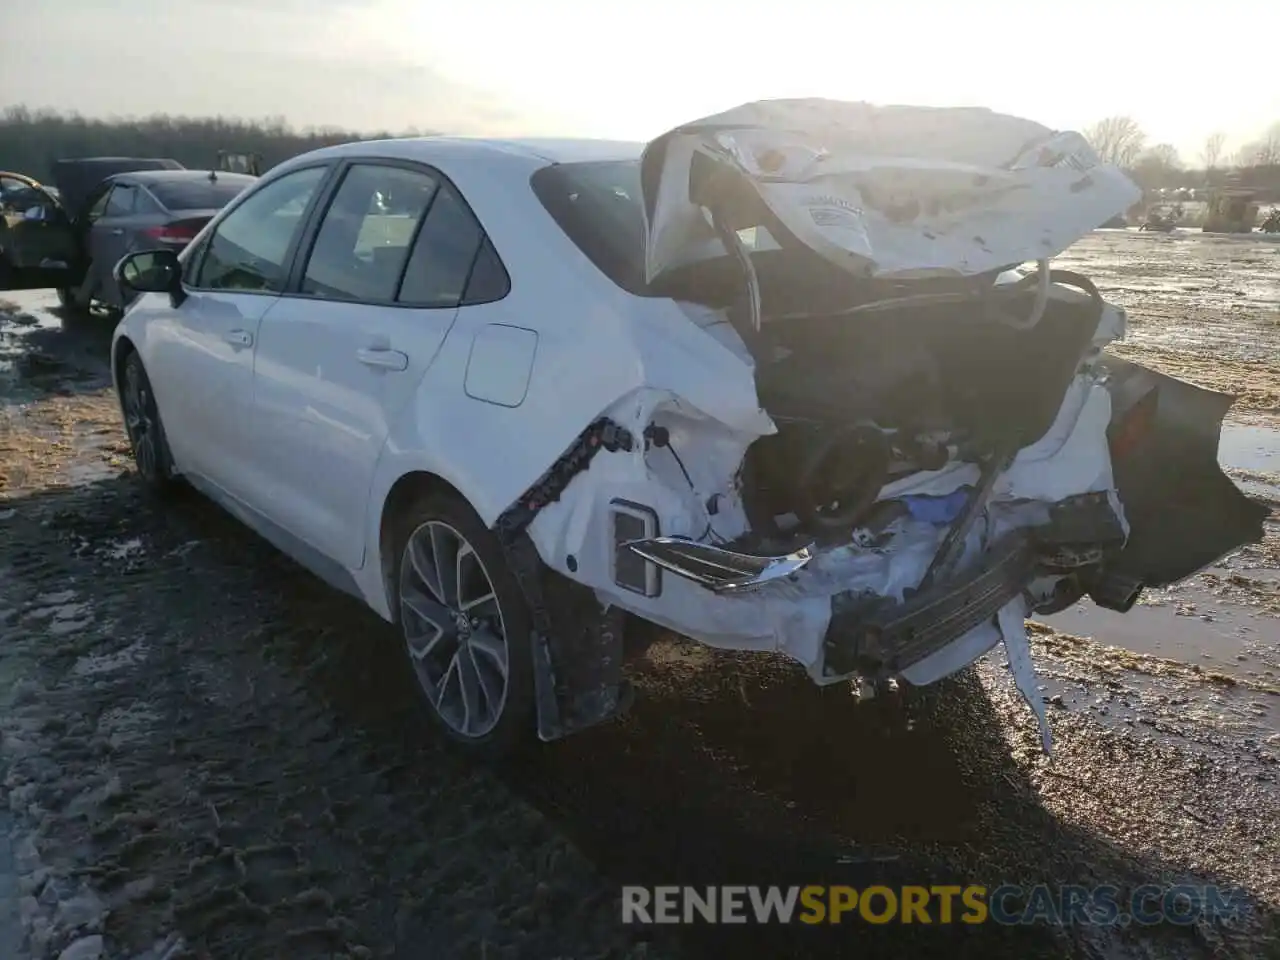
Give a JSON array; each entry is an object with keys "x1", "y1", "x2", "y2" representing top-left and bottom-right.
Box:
[{"x1": 1, "y1": 228, "x2": 1278, "y2": 960}]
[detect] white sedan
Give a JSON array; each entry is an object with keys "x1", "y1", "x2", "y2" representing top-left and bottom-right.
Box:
[{"x1": 96, "y1": 100, "x2": 1264, "y2": 757}]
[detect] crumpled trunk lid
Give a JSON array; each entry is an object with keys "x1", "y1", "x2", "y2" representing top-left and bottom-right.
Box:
[{"x1": 640, "y1": 99, "x2": 1142, "y2": 291}]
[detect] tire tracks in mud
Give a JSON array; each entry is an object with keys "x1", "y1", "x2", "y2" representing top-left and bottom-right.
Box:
[
  {"x1": 1, "y1": 482, "x2": 664, "y2": 959},
  {"x1": 1, "y1": 294, "x2": 1278, "y2": 960}
]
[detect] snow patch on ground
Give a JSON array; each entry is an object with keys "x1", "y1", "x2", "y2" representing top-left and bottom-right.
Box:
[
  {"x1": 71, "y1": 640, "x2": 149, "y2": 678},
  {"x1": 103, "y1": 538, "x2": 144, "y2": 561}
]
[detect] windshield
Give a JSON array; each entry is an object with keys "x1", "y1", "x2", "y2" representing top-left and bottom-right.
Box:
[{"x1": 150, "y1": 177, "x2": 253, "y2": 212}]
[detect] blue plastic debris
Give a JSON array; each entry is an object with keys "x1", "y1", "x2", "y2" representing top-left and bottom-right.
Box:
[{"x1": 900, "y1": 487, "x2": 972, "y2": 525}]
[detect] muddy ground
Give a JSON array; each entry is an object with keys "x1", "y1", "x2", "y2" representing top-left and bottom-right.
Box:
[{"x1": 1, "y1": 229, "x2": 1278, "y2": 960}]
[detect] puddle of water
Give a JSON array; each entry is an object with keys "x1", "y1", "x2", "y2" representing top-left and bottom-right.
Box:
[
  {"x1": 1042, "y1": 589, "x2": 1269, "y2": 679},
  {"x1": 1, "y1": 291, "x2": 111, "y2": 407},
  {"x1": 1219, "y1": 424, "x2": 1280, "y2": 474},
  {"x1": 1032, "y1": 666, "x2": 1279, "y2": 745},
  {"x1": 1043, "y1": 414, "x2": 1280, "y2": 677}
]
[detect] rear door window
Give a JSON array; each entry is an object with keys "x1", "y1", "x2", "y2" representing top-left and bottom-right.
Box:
[
  {"x1": 85, "y1": 186, "x2": 112, "y2": 222},
  {"x1": 195, "y1": 166, "x2": 327, "y2": 293},
  {"x1": 300, "y1": 163, "x2": 439, "y2": 303},
  {"x1": 132, "y1": 188, "x2": 165, "y2": 216},
  {"x1": 103, "y1": 184, "x2": 138, "y2": 217},
  {"x1": 397, "y1": 183, "x2": 509, "y2": 308}
]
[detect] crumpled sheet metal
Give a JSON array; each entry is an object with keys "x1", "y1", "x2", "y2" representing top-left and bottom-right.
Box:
[
  {"x1": 998, "y1": 598, "x2": 1053, "y2": 755},
  {"x1": 642, "y1": 98, "x2": 1143, "y2": 284}
]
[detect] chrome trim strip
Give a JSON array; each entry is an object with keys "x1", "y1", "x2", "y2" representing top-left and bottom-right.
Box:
[{"x1": 622, "y1": 537, "x2": 813, "y2": 594}]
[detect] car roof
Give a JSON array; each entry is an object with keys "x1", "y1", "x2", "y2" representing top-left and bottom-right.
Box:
[
  {"x1": 295, "y1": 136, "x2": 644, "y2": 168},
  {"x1": 111, "y1": 170, "x2": 258, "y2": 186}
]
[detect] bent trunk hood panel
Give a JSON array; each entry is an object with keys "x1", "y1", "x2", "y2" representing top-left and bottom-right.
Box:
[{"x1": 640, "y1": 99, "x2": 1142, "y2": 286}]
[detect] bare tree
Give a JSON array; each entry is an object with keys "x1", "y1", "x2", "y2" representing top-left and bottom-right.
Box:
[
  {"x1": 1132, "y1": 144, "x2": 1182, "y2": 190},
  {"x1": 1236, "y1": 123, "x2": 1280, "y2": 167},
  {"x1": 1200, "y1": 131, "x2": 1227, "y2": 170},
  {"x1": 0, "y1": 106, "x2": 439, "y2": 179},
  {"x1": 1084, "y1": 115, "x2": 1147, "y2": 168},
  {"x1": 1144, "y1": 144, "x2": 1181, "y2": 169}
]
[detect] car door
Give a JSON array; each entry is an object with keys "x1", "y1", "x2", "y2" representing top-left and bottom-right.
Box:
[
  {"x1": 0, "y1": 174, "x2": 81, "y2": 290},
  {"x1": 141, "y1": 164, "x2": 332, "y2": 496},
  {"x1": 85, "y1": 182, "x2": 151, "y2": 298},
  {"x1": 250, "y1": 159, "x2": 508, "y2": 570}
]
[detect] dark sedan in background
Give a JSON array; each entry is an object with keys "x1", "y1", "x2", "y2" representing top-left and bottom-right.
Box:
[{"x1": 0, "y1": 157, "x2": 255, "y2": 316}]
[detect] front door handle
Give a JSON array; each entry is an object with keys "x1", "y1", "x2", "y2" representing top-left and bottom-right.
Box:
[
  {"x1": 356, "y1": 347, "x2": 409, "y2": 371},
  {"x1": 109, "y1": 228, "x2": 124, "y2": 236},
  {"x1": 224, "y1": 329, "x2": 253, "y2": 348}
]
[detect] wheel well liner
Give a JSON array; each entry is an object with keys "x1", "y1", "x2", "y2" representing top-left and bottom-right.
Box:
[
  {"x1": 378, "y1": 470, "x2": 465, "y2": 610},
  {"x1": 112, "y1": 335, "x2": 137, "y2": 385}
]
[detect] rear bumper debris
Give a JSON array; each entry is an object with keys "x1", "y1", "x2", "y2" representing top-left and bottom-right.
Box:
[
  {"x1": 824, "y1": 490, "x2": 1130, "y2": 678},
  {"x1": 824, "y1": 533, "x2": 1034, "y2": 677}
]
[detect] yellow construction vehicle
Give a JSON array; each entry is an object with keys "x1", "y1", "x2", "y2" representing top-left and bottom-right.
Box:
[{"x1": 216, "y1": 150, "x2": 263, "y2": 177}]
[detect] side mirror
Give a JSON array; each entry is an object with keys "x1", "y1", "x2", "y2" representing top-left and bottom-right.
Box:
[{"x1": 114, "y1": 249, "x2": 186, "y2": 306}]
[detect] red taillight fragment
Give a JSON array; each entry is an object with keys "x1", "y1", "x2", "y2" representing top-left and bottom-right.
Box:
[{"x1": 1108, "y1": 387, "x2": 1159, "y2": 460}]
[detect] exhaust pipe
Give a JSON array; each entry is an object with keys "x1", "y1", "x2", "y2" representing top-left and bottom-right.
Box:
[{"x1": 1087, "y1": 570, "x2": 1145, "y2": 613}]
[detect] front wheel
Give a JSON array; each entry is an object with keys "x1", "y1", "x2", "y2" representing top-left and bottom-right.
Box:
[
  {"x1": 119, "y1": 351, "x2": 176, "y2": 494},
  {"x1": 391, "y1": 490, "x2": 536, "y2": 758}
]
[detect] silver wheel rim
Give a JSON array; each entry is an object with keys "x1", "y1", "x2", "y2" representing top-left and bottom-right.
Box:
[
  {"x1": 399, "y1": 520, "x2": 510, "y2": 739},
  {"x1": 121, "y1": 362, "x2": 158, "y2": 479}
]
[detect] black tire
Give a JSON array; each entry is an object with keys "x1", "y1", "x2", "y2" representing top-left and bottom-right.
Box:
[
  {"x1": 56, "y1": 285, "x2": 88, "y2": 314},
  {"x1": 118, "y1": 351, "x2": 177, "y2": 495},
  {"x1": 390, "y1": 488, "x2": 536, "y2": 759}
]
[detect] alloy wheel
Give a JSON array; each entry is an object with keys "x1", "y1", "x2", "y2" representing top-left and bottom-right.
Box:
[{"x1": 398, "y1": 520, "x2": 511, "y2": 739}]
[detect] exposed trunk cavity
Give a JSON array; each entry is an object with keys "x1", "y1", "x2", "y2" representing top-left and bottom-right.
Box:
[{"x1": 736, "y1": 275, "x2": 1105, "y2": 544}]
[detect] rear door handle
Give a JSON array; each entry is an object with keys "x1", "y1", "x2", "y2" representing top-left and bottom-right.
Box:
[
  {"x1": 356, "y1": 347, "x2": 409, "y2": 371},
  {"x1": 109, "y1": 228, "x2": 124, "y2": 236},
  {"x1": 224, "y1": 329, "x2": 253, "y2": 348}
]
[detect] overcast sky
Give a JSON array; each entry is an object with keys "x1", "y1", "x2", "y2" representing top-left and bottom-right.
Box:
[{"x1": 4, "y1": 0, "x2": 1277, "y2": 159}]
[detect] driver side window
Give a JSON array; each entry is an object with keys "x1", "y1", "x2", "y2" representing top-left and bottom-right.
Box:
[{"x1": 195, "y1": 165, "x2": 327, "y2": 293}]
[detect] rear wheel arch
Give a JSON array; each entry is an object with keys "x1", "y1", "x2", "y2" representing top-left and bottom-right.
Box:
[
  {"x1": 378, "y1": 469, "x2": 539, "y2": 755},
  {"x1": 378, "y1": 470, "x2": 473, "y2": 611},
  {"x1": 112, "y1": 334, "x2": 138, "y2": 390}
]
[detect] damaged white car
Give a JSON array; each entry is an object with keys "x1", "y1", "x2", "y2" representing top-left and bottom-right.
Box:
[{"x1": 106, "y1": 100, "x2": 1267, "y2": 756}]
